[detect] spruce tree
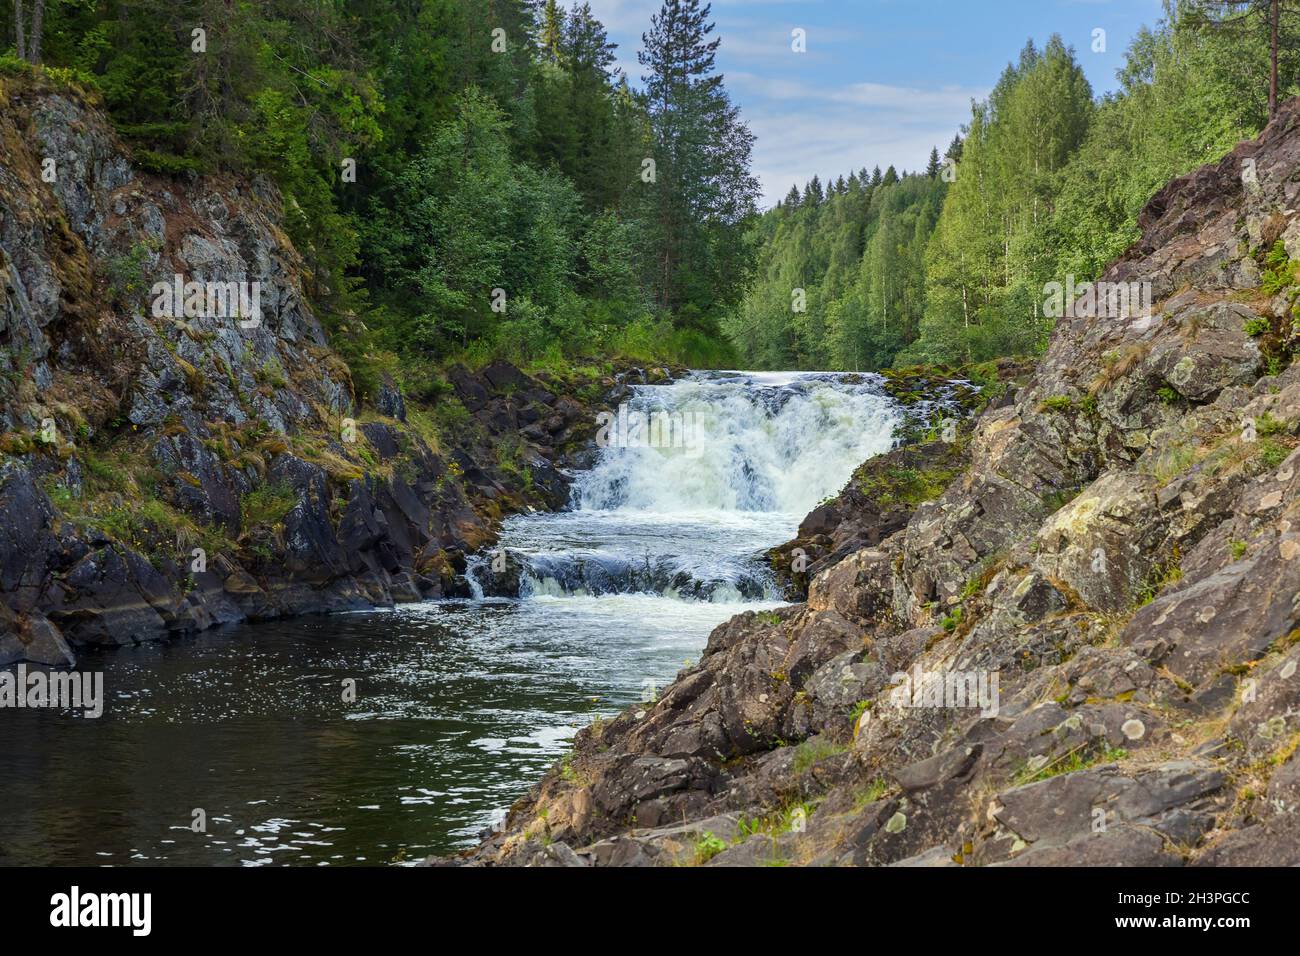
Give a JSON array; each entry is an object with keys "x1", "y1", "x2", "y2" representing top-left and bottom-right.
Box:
[
  {"x1": 638, "y1": 0, "x2": 759, "y2": 315},
  {"x1": 540, "y1": 0, "x2": 566, "y2": 63}
]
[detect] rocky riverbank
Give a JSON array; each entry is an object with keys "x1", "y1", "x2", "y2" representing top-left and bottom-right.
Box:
[
  {"x1": 0, "y1": 73, "x2": 658, "y2": 667},
  {"x1": 457, "y1": 100, "x2": 1300, "y2": 867}
]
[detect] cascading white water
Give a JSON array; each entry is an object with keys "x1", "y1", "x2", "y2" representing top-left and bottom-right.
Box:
[
  {"x1": 473, "y1": 371, "x2": 901, "y2": 603},
  {"x1": 573, "y1": 371, "x2": 901, "y2": 515}
]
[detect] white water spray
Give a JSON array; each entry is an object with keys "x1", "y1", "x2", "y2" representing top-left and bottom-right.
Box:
[
  {"x1": 470, "y1": 372, "x2": 901, "y2": 603},
  {"x1": 573, "y1": 371, "x2": 900, "y2": 514}
]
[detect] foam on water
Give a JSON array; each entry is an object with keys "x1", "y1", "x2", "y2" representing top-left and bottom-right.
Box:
[{"x1": 473, "y1": 371, "x2": 901, "y2": 602}]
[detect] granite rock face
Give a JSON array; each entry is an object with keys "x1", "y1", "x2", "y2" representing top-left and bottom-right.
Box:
[
  {"x1": 0, "y1": 77, "x2": 623, "y2": 664},
  {"x1": 461, "y1": 100, "x2": 1300, "y2": 867}
]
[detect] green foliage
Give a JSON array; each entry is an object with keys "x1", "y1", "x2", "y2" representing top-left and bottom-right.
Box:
[
  {"x1": 28, "y1": 1, "x2": 1292, "y2": 381},
  {"x1": 726, "y1": 9, "x2": 1273, "y2": 371},
  {"x1": 635, "y1": 0, "x2": 760, "y2": 319},
  {"x1": 691, "y1": 831, "x2": 728, "y2": 865},
  {"x1": 791, "y1": 737, "x2": 849, "y2": 773},
  {"x1": 1245, "y1": 316, "x2": 1272, "y2": 337},
  {"x1": 736, "y1": 800, "x2": 816, "y2": 840},
  {"x1": 241, "y1": 482, "x2": 297, "y2": 530},
  {"x1": 1015, "y1": 742, "x2": 1130, "y2": 786},
  {"x1": 856, "y1": 463, "x2": 962, "y2": 508},
  {"x1": 726, "y1": 171, "x2": 945, "y2": 370},
  {"x1": 1260, "y1": 240, "x2": 1299, "y2": 294},
  {"x1": 1257, "y1": 437, "x2": 1290, "y2": 469},
  {"x1": 105, "y1": 239, "x2": 159, "y2": 310},
  {"x1": 30, "y1": 0, "x2": 757, "y2": 387},
  {"x1": 1135, "y1": 551, "x2": 1184, "y2": 607}
]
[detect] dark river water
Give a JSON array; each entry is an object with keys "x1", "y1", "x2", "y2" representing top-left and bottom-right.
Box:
[{"x1": 0, "y1": 372, "x2": 899, "y2": 866}]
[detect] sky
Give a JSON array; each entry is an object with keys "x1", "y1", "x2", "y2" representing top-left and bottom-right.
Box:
[{"x1": 584, "y1": 0, "x2": 1171, "y2": 207}]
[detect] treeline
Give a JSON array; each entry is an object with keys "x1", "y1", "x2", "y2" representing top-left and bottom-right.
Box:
[
  {"x1": 723, "y1": 162, "x2": 948, "y2": 370},
  {"x1": 4, "y1": 0, "x2": 758, "y2": 381},
  {"x1": 727, "y1": 1, "x2": 1290, "y2": 371}
]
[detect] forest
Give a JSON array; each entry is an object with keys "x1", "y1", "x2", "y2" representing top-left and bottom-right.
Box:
[
  {"x1": 3, "y1": 0, "x2": 757, "y2": 391},
  {"x1": 4, "y1": 0, "x2": 1298, "y2": 378},
  {"x1": 726, "y1": 0, "x2": 1300, "y2": 370}
]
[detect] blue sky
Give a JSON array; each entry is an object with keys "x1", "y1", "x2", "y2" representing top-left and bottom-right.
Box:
[{"x1": 584, "y1": 0, "x2": 1170, "y2": 206}]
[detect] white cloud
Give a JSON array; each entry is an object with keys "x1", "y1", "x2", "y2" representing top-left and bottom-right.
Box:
[
  {"x1": 584, "y1": 1, "x2": 989, "y2": 207},
  {"x1": 728, "y1": 72, "x2": 986, "y2": 206}
]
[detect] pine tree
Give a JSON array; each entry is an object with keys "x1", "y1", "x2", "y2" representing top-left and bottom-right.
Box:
[
  {"x1": 540, "y1": 0, "x2": 566, "y2": 63},
  {"x1": 638, "y1": 0, "x2": 759, "y2": 315},
  {"x1": 1185, "y1": 0, "x2": 1300, "y2": 118},
  {"x1": 803, "y1": 175, "x2": 824, "y2": 205},
  {"x1": 945, "y1": 133, "x2": 964, "y2": 162},
  {"x1": 926, "y1": 147, "x2": 942, "y2": 178},
  {"x1": 565, "y1": 2, "x2": 620, "y2": 208}
]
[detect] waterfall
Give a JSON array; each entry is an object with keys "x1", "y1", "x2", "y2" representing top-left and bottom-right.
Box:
[
  {"x1": 468, "y1": 371, "x2": 901, "y2": 603},
  {"x1": 573, "y1": 371, "x2": 900, "y2": 514}
]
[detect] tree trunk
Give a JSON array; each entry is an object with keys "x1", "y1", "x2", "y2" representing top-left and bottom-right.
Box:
[
  {"x1": 14, "y1": 0, "x2": 26, "y2": 62},
  {"x1": 1270, "y1": 0, "x2": 1280, "y2": 119},
  {"x1": 27, "y1": 0, "x2": 44, "y2": 64}
]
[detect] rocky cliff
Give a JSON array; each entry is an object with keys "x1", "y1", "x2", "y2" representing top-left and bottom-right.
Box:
[
  {"x1": 463, "y1": 101, "x2": 1300, "y2": 867},
  {"x1": 0, "y1": 73, "x2": 633, "y2": 667}
]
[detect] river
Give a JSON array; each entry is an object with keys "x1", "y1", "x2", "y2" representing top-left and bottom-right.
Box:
[{"x1": 0, "y1": 371, "x2": 900, "y2": 866}]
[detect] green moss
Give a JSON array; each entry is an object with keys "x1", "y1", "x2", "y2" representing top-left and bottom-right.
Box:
[
  {"x1": 1257, "y1": 437, "x2": 1290, "y2": 469},
  {"x1": 853, "y1": 779, "x2": 891, "y2": 811},
  {"x1": 1014, "y1": 742, "x2": 1130, "y2": 786},
  {"x1": 791, "y1": 737, "x2": 848, "y2": 774},
  {"x1": 1042, "y1": 485, "x2": 1084, "y2": 513},
  {"x1": 241, "y1": 481, "x2": 297, "y2": 529},
  {"x1": 857, "y1": 463, "x2": 961, "y2": 508},
  {"x1": 1135, "y1": 549, "x2": 1183, "y2": 607}
]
